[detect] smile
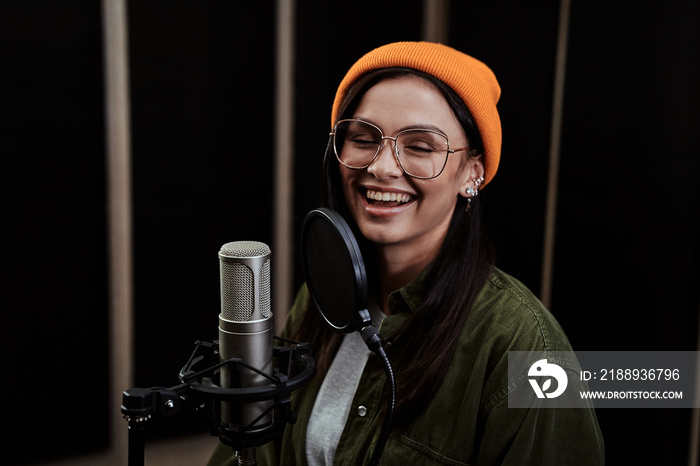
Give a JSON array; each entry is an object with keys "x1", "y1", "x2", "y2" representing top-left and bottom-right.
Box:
[{"x1": 365, "y1": 189, "x2": 414, "y2": 205}]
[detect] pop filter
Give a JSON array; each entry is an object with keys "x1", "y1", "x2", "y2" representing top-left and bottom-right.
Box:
[{"x1": 301, "y1": 208, "x2": 370, "y2": 334}]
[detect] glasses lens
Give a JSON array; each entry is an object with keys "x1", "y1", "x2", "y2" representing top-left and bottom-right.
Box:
[
  {"x1": 396, "y1": 130, "x2": 449, "y2": 178},
  {"x1": 334, "y1": 120, "x2": 381, "y2": 169}
]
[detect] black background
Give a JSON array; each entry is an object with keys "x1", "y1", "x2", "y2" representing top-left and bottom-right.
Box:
[{"x1": 3, "y1": 1, "x2": 698, "y2": 464}]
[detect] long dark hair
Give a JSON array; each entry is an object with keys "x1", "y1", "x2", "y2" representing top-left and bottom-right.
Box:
[{"x1": 295, "y1": 68, "x2": 496, "y2": 428}]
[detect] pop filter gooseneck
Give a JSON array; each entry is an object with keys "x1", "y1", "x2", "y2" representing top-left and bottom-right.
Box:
[{"x1": 301, "y1": 208, "x2": 395, "y2": 466}]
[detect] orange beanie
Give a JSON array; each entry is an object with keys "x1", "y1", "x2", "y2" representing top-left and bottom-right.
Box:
[{"x1": 331, "y1": 41, "x2": 502, "y2": 187}]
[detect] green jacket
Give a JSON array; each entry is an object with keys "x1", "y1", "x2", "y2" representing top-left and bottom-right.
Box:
[{"x1": 209, "y1": 267, "x2": 604, "y2": 465}]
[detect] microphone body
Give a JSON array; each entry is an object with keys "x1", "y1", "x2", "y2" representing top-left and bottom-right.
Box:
[{"x1": 218, "y1": 241, "x2": 273, "y2": 433}]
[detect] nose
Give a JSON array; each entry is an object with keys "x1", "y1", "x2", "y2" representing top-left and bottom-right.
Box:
[{"x1": 367, "y1": 137, "x2": 403, "y2": 179}]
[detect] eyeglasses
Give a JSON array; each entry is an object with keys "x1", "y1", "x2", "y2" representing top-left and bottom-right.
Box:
[{"x1": 330, "y1": 119, "x2": 471, "y2": 180}]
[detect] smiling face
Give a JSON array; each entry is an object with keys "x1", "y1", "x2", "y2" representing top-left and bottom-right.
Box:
[{"x1": 339, "y1": 76, "x2": 484, "y2": 259}]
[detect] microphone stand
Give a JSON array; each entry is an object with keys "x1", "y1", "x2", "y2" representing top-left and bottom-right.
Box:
[
  {"x1": 121, "y1": 385, "x2": 188, "y2": 466},
  {"x1": 237, "y1": 447, "x2": 257, "y2": 465},
  {"x1": 120, "y1": 339, "x2": 316, "y2": 466}
]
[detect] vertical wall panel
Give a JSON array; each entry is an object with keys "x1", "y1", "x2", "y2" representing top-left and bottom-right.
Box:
[
  {"x1": 102, "y1": 0, "x2": 132, "y2": 463},
  {"x1": 540, "y1": 0, "x2": 571, "y2": 307},
  {"x1": 273, "y1": 0, "x2": 296, "y2": 331}
]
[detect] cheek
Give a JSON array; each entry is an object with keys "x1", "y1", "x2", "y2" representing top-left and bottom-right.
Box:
[
  {"x1": 421, "y1": 189, "x2": 459, "y2": 214},
  {"x1": 338, "y1": 167, "x2": 352, "y2": 195},
  {"x1": 338, "y1": 167, "x2": 361, "y2": 207},
  {"x1": 416, "y1": 175, "x2": 461, "y2": 205}
]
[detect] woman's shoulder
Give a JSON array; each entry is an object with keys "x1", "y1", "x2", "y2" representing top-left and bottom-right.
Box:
[
  {"x1": 463, "y1": 267, "x2": 573, "y2": 353},
  {"x1": 480, "y1": 267, "x2": 544, "y2": 312},
  {"x1": 278, "y1": 283, "x2": 312, "y2": 339}
]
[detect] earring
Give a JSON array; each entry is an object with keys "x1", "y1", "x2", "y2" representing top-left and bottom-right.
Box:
[{"x1": 464, "y1": 176, "x2": 485, "y2": 212}]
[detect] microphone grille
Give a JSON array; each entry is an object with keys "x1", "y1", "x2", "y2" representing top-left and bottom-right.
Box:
[
  {"x1": 220, "y1": 241, "x2": 271, "y2": 258},
  {"x1": 219, "y1": 241, "x2": 272, "y2": 321}
]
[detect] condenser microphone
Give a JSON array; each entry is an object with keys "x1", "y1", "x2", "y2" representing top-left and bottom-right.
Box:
[{"x1": 218, "y1": 241, "x2": 273, "y2": 434}]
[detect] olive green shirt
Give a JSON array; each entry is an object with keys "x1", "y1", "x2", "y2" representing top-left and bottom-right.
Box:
[{"x1": 208, "y1": 267, "x2": 604, "y2": 465}]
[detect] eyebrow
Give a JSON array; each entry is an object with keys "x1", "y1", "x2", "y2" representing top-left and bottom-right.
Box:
[{"x1": 352, "y1": 116, "x2": 448, "y2": 136}]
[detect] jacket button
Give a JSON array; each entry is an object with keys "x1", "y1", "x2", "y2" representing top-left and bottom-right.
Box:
[{"x1": 357, "y1": 405, "x2": 367, "y2": 417}]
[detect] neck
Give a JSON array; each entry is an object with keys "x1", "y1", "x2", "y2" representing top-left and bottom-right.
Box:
[{"x1": 374, "y1": 241, "x2": 440, "y2": 313}]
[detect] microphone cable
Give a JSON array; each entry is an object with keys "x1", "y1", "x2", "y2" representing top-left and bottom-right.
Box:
[{"x1": 361, "y1": 325, "x2": 396, "y2": 466}]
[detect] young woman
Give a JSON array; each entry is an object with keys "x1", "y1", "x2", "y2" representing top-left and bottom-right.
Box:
[{"x1": 209, "y1": 41, "x2": 604, "y2": 465}]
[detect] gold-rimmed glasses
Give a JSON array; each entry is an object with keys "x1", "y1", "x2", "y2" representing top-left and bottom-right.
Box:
[{"x1": 330, "y1": 119, "x2": 471, "y2": 180}]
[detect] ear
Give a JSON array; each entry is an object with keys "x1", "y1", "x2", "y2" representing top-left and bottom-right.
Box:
[{"x1": 458, "y1": 157, "x2": 485, "y2": 198}]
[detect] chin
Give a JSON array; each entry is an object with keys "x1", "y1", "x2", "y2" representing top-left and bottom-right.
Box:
[{"x1": 354, "y1": 220, "x2": 405, "y2": 246}]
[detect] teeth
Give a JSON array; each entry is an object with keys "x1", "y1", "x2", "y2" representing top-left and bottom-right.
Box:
[{"x1": 366, "y1": 190, "x2": 412, "y2": 203}]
